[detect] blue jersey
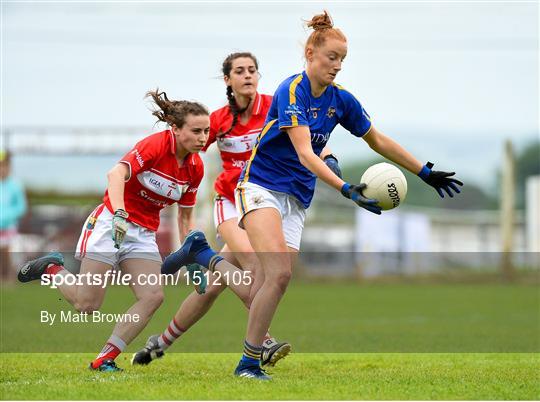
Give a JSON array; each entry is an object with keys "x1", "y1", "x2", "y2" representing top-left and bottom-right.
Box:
[{"x1": 238, "y1": 71, "x2": 372, "y2": 208}]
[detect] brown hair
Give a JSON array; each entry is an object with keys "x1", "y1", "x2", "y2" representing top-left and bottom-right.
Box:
[
  {"x1": 221, "y1": 52, "x2": 259, "y2": 136},
  {"x1": 305, "y1": 11, "x2": 347, "y2": 53},
  {"x1": 146, "y1": 89, "x2": 208, "y2": 128}
]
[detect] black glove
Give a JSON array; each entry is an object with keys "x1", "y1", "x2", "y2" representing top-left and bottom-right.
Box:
[
  {"x1": 341, "y1": 183, "x2": 382, "y2": 215},
  {"x1": 418, "y1": 162, "x2": 463, "y2": 198},
  {"x1": 323, "y1": 154, "x2": 342, "y2": 179}
]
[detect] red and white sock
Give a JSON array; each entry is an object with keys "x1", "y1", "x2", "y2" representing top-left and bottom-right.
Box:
[
  {"x1": 91, "y1": 334, "x2": 126, "y2": 369},
  {"x1": 157, "y1": 318, "x2": 185, "y2": 350},
  {"x1": 44, "y1": 263, "x2": 65, "y2": 276}
]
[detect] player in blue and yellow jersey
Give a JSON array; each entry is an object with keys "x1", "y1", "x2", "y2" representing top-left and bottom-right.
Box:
[{"x1": 233, "y1": 11, "x2": 463, "y2": 380}]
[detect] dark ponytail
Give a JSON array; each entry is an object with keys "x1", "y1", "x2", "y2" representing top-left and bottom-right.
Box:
[{"x1": 146, "y1": 88, "x2": 208, "y2": 128}]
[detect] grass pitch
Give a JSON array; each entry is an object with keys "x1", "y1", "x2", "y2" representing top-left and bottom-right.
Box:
[
  {"x1": 1, "y1": 353, "x2": 539, "y2": 400},
  {"x1": 1, "y1": 281, "x2": 539, "y2": 399}
]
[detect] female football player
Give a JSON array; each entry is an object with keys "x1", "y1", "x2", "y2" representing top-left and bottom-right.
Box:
[
  {"x1": 230, "y1": 11, "x2": 463, "y2": 379},
  {"x1": 133, "y1": 52, "x2": 339, "y2": 368},
  {"x1": 17, "y1": 90, "x2": 213, "y2": 371}
]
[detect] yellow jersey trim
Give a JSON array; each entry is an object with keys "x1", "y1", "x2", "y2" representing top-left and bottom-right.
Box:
[
  {"x1": 240, "y1": 119, "x2": 277, "y2": 185},
  {"x1": 288, "y1": 74, "x2": 304, "y2": 127}
]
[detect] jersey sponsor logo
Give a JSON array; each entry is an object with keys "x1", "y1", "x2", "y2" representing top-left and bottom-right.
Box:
[
  {"x1": 136, "y1": 171, "x2": 188, "y2": 201},
  {"x1": 284, "y1": 104, "x2": 302, "y2": 116},
  {"x1": 326, "y1": 107, "x2": 336, "y2": 118},
  {"x1": 311, "y1": 131, "x2": 331, "y2": 144},
  {"x1": 217, "y1": 132, "x2": 259, "y2": 153},
  {"x1": 232, "y1": 159, "x2": 247, "y2": 169},
  {"x1": 131, "y1": 149, "x2": 145, "y2": 167},
  {"x1": 139, "y1": 190, "x2": 169, "y2": 207},
  {"x1": 309, "y1": 107, "x2": 320, "y2": 119}
]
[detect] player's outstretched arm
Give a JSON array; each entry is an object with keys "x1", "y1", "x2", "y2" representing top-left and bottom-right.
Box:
[
  {"x1": 361, "y1": 126, "x2": 463, "y2": 197},
  {"x1": 361, "y1": 126, "x2": 423, "y2": 174},
  {"x1": 287, "y1": 126, "x2": 380, "y2": 214}
]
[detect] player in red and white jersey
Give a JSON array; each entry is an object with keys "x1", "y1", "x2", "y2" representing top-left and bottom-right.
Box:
[
  {"x1": 205, "y1": 89, "x2": 272, "y2": 205},
  {"x1": 17, "y1": 89, "x2": 211, "y2": 372}
]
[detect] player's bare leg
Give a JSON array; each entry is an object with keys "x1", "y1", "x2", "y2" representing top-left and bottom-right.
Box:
[
  {"x1": 89, "y1": 259, "x2": 163, "y2": 371},
  {"x1": 242, "y1": 208, "x2": 294, "y2": 346},
  {"x1": 18, "y1": 253, "x2": 110, "y2": 310},
  {"x1": 113, "y1": 259, "x2": 163, "y2": 343},
  {"x1": 18, "y1": 255, "x2": 128, "y2": 371},
  {"x1": 219, "y1": 218, "x2": 291, "y2": 365},
  {"x1": 72, "y1": 259, "x2": 110, "y2": 310},
  {"x1": 234, "y1": 207, "x2": 295, "y2": 377},
  {"x1": 132, "y1": 224, "x2": 290, "y2": 366}
]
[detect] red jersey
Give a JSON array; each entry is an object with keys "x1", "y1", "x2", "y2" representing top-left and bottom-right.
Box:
[
  {"x1": 103, "y1": 130, "x2": 204, "y2": 232},
  {"x1": 203, "y1": 92, "x2": 272, "y2": 202}
]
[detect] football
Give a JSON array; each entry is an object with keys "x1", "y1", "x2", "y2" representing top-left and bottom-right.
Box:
[{"x1": 360, "y1": 162, "x2": 408, "y2": 210}]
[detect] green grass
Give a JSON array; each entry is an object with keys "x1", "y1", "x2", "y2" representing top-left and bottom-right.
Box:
[
  {"x1": 1, "y1": 282, "x2": 539, "y2": 399},
  {"x1": 1, "y1": 282, "x2": 538, "y2": 353},
  {"x1": 1, "y1": 353, "x2": 539, "y2": 400}
]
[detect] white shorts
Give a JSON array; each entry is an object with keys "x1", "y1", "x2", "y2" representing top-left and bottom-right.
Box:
[
  {"x1": 75, "y1": 204, "x2": 162, "y2": 267},
  {"x1": 213, "y1": 195, "x2": 238, "y2": 229},
  {"x1": 235, "y1": 182, "x2": 306, "y2": 250}
]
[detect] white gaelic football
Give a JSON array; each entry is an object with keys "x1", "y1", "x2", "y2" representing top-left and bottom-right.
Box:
[{"x1": 360, "y1": 162, "x2": 407, "y2": 210}]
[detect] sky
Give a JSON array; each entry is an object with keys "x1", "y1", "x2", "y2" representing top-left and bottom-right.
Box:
[{"x1": 1, "y1": 1, "x2": 538, "y2": 192}]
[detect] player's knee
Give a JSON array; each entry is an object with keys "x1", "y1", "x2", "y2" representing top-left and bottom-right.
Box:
[
  {"x1": 75, "y1": 301, "x2": 101, "y2": 314},
  {"x1": 271, "y1": 269, "x2": 292, "y2": 293},
  {"x1": 140, "y1": 290, "x2": 164, "y2": 312},
  {"x1": 241, "y1": 254, "x2": 261, "y2": 274},
  {"x1": 204, "y1": 282, "x2": 225, "y2": 300}
]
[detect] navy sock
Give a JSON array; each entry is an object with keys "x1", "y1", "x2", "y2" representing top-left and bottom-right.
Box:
[
  {"x1": 241, "y1": 340, "x2": 261, "y2": 366},
  {"x1": 161, "y1": 234, "x2": 224, "y2": 274},
  {"x1": 195, "y1": 250, "x2": 223, "y2": 271}
]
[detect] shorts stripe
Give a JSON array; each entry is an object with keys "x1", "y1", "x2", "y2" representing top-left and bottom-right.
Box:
[
  {"x1": 218, "y1": 198, "x2": 224, "y2": 224},
  {"x1": 240, "y1": 189, "x2": 248, "y2": 216},
  {"x1": 236, "y1": 188, "x2": 246, "y2": 216}
]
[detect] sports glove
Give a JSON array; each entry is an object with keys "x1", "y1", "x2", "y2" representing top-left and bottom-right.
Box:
[
  {"x1": 323, "y1": 154, "x2": 342, "y2": 179},
  {"x1": 112, "y1": 209, "x2": 129, "y2": 249},
  {"x1": 341, "y1": 182, "x2": 382, "y2": 215},
  {"x1": 418, "y1": 162, "x2": 463, "y2": 198}
]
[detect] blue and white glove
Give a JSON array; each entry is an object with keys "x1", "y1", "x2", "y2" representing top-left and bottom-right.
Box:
[
  {"x1": 341, "y1": 183, "x2": 382, "y2": 215},
  {"x1": 323, "y1": 154, "x2": 342, "y2": 179},
  {"x1": 418, "y1": 162, "x2": 463, "y2": 198},
  {"x1": 112, "y1": 209, "x2": 129, "y2": 249}
]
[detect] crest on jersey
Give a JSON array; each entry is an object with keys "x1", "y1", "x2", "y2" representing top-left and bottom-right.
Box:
[
  {"x1": 285, "y1": 104, "x2": 302, "y2": 116},
  {"x1": 326, "y1": 107, "x2": 336, "y2": 118}
]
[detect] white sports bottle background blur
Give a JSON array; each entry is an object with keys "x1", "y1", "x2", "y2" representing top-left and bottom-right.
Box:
[{"x1": 360, "y1": 163, "x2": 408, "y2": 210}]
